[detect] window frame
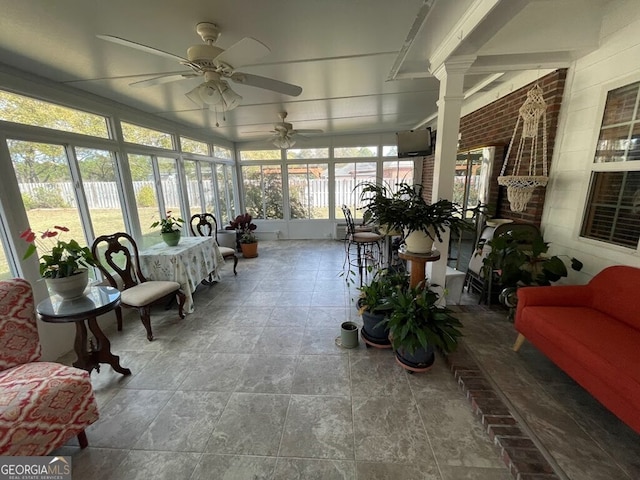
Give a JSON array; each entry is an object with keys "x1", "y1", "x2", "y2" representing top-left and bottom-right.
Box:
[{"x1": 579, "y1": 76, "x2": 640, "y2": 252}]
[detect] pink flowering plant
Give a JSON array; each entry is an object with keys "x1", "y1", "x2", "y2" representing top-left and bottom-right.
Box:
[
  {"x1": 21, "y1": 225, "x2": 96, "y2": 278},
  {"x1": 150, "y1": 210, "x2": 184, "y2": 233}
]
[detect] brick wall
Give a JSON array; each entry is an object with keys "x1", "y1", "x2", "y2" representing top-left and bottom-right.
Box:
[{"x1": 421, "y1": 69, "x2": 567, "y2": 227}]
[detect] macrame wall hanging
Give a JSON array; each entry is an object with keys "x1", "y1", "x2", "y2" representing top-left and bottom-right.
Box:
[{"x1": 498, "y1": 84, "x2": 548, "y2": 212}]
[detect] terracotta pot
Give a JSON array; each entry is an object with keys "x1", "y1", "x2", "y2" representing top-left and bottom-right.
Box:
[{"x1": 240, "y1": 242, "x2": 258, "y2": 258}]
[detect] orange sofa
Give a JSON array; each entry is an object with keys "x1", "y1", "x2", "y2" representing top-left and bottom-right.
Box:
[{"x1": 513, "y1": 265, "x2": 640, "y2": 434}]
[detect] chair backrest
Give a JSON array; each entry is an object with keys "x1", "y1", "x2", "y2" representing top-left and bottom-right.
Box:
[
  {"x1": 0, "y1": 278, "x2": 41, "y2": 371},
  {"x1": 341, "y1": 205, "x2": 356, "y2": 236},
  {"x1": 91, "y1": 232, "x2": 147, "y2": 290},
  {"x1": 190, "y1": 213, "x2": 219, "y2": 242}
]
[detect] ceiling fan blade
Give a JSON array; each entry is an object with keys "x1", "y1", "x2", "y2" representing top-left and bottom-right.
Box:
[
  {"x1": 292, "y1": 129, "x2": 324, "y2": 134},
  {"x1": 130, "y1": 72, "x2": 198, "y2": 88},
  {"x1": 97, "y1": 34, "x2": 187, "y2": 63},
  {"x1": 230, "y1": 72, "x2": 302, "y2": 97},
  {"x1": 214, "y1": 37, "x2": 270, "y2": 69}
]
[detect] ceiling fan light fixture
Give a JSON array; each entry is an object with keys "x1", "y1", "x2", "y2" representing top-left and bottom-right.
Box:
[
  {"x1": 186, "y1": 79, "x2": 242, "y2": 112},
  {"x1": 219, "y1": 81, "x2": 242, "y2": 111},
  {"x1": 272, "y1": 135, "x2": 296, "y2": 149}
]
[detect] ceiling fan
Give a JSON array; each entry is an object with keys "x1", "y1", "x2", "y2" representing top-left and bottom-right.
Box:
[
  {"x1": 97, "y1": 22, "x2": 302, "y2": 113},
  {"x1": 267, "y1": 112, "x2": 324, "y2": 149}
]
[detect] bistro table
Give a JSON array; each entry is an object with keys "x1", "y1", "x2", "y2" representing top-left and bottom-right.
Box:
[
  {"x1": 37, "y1": 286, "x2": 131, "y2": 375},
  {"x1": 138, "y1": 236, "x2": 224, "y2": 313}
]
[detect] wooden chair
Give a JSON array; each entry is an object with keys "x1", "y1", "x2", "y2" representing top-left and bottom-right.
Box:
[
  {"x1": 91, "y1": 232, "x2": 186, "y2": 341},
  {"x1": 190, "y1": 213, "x2": 238, "y2": 276}
]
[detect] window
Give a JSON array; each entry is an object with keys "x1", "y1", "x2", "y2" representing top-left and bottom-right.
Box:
[
  {"x1": 240, "y1": 149, "x2": 281, "y2": 161},
  {"x1": 382, "y1": 145, "x2": 398, "y2": 157},
  {"x1": 242, "y1": 165, "x2": 283, "y2": 219},
  {"x1": 334, "y1": 161, "x2": 377, "y2": 218},
  {"x1": 382, "y1": 159, "x2": 414, "y2": 191},
  {"x1": 581, "y1": 80, "x2": 640, "y2": 249},
  {"x1": 286, "y1": 148, "x2": 329, "y2": 159},
  {"x1": 180, "y1": 137, "x2": 209, "y2": 155},
  {"x1": 0, "y1": 90, "x2": 109, "y2": 138},
  {"x1": 128, "y1": 155, "x2": 183, "y2": 246},
  {"x1": 594, "y1": 82, "x2": 640, "y2": 163},
  {"x1": 9, "y1": 140, "x2": 85, "y2": 242},
  {"x1": 334, "y1": 146, "x2": 378, "y2": 158},
  {"x1": 184, "y1": 160, "x2": 203, "y2": 213},
  {"x1": 288, "y1": 164, "x2": 329, "y2": 219},
  {"x1": 215, "y1": 164, "x2": 236, "y2": 224},
  {"x1": 214, "y1": 146, "x2": 233, "y2": 160},
  {"x1": 75, "y1": 148, "x2": 126, "y2": 238},
  {"x1": 581, "y1": 171, "x2": 640, "y2": 248},
  {"x1": 121, "y1": 122, "x2": 173, "y2": 149},
  {"x1": 0, "y1": 216, "x2": 13, "y2": 280}
]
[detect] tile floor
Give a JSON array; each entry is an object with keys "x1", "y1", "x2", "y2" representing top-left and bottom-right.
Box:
[{"x1": 52, "y1": 240, "x2": 639, "y2": 480}]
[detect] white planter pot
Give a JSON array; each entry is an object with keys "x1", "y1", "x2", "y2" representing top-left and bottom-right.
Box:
[
  {"x1": 45, "y1": 269, "x2": 89, "y2": 299},
  {"x1": 404, "y1": 227, "x2": 436, "y2": 254}
]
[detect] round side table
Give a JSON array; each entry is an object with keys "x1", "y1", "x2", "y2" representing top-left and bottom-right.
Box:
[{"x1": 37, "y1": 286, "x2": 131, "y2": 375}]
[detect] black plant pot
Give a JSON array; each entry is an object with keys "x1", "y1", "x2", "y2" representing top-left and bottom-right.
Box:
[
  {"x1": 361, "y1": 310, "x2": 391, "y2": 347},
  {"x1": 394, "y1": 345, "x2": 435, "y2": 372}
]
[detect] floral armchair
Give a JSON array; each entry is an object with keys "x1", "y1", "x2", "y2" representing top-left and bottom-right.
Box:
[{"x1": 0, "y1": 278, "x2": 99, "y2": 455}]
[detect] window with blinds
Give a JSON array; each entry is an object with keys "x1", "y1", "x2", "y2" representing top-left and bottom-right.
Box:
[
  {"x1": 581, "y1": 171, "x2": 640, "y2": 248},
  {"x1": 581, "y1": 80, "x2": 640, "y2": 249}
]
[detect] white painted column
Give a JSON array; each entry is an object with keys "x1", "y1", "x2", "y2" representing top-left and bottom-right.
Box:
[{"x1": 427, "y1": 56, "x2": 475, "y2": 292}]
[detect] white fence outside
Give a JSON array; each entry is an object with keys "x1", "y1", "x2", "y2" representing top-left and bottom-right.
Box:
[{"x1": 19, "y1": 179, "x2": 369, "y2": 211}]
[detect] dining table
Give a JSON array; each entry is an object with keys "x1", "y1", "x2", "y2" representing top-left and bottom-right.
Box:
[{"x1": 138, "y1": 236, "x2": 224, "y2": 313}]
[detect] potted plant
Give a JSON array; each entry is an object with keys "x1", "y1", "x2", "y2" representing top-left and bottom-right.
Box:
[
  {"x1": 150, "y1": 210, "x2": 184, "y2": 246},
  {"x1": 239, "y1": 229, "x2": 259, "y2": 258},
  {"x1": 386, "y1": 284, "x2": 463, "y2": 372},
  {"x1": 358, "y1": 181, "x2": 405, "y2": 235},
  {"x1": 20, "y1": 225, "x2": 97, "y2": 299},
  {"x1": 359, "y1": 182, "x2": 471, "y2": 253},
  {"x1": 357, "y1": 267, "x2": 409, "y2": 347},
  {"x1": 225, "y1": 213, "x2": 257, "y2": 253},
  {"x1": 482, "y1": 229, "x2": 583, "y2": 317}
]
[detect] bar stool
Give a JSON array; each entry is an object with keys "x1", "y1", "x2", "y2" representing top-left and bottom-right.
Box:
[{"x1": 341, "y1": 205, "x2": 382, "y2": 285}]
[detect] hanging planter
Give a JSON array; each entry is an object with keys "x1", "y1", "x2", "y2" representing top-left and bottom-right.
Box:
[{"x1": 498, "y1": 84, "x2": 549, "y2": 212}]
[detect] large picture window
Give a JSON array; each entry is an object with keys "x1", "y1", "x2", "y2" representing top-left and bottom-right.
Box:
[{"x1": 581, "y1": 80, "x2": 640, "y2": 249}]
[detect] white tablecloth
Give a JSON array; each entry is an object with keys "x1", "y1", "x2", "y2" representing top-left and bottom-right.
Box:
[{"x1": 139, "y1": 236, "x2": 224, "y2": 313}]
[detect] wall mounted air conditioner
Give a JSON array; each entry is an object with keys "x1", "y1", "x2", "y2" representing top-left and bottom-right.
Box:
[{"x1": 335, "y1": 223, "x2": 348, "y2": 241}]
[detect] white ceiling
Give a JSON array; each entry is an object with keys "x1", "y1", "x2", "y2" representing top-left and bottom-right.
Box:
[{"x1": 0, "y1": 0, "x2": 613, "y2": 145}]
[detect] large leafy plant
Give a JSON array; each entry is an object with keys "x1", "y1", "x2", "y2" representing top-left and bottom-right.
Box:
[
  {"x1": 357, "y1": 268, "x2": 409, "y2": 314},
  {"x1": 21, "y1": 225, "x2": 96, "y2": 278},
  {"x1": 386, "y1": 285, "x2": 463, "y2": 355},
  {"x1": 359, "y1": 182, "x2": 471, "y2": 241},
  {"x1": 481, "y1": 229, "x2": 583, "y2": 288}
]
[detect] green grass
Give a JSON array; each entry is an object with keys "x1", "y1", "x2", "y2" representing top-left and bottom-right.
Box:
[{"x1": 0, "y1": 207, "x2": 167, "y2": 279}]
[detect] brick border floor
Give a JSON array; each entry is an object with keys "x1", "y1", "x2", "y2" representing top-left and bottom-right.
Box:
[{"x1": 444, "y1": 306, "x2": 563, "y2": 480}]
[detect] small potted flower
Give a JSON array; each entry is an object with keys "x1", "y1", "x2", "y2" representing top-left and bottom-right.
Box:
[
  {"x1": 225, "y1": 213, "x2": 258, "y2": 257},
  {"x1": 21, "y1": 225, "x2": 96, "y2": 299},
  {"x1": 151, "y1": 210, "x2": 185, "y2": 246}
]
